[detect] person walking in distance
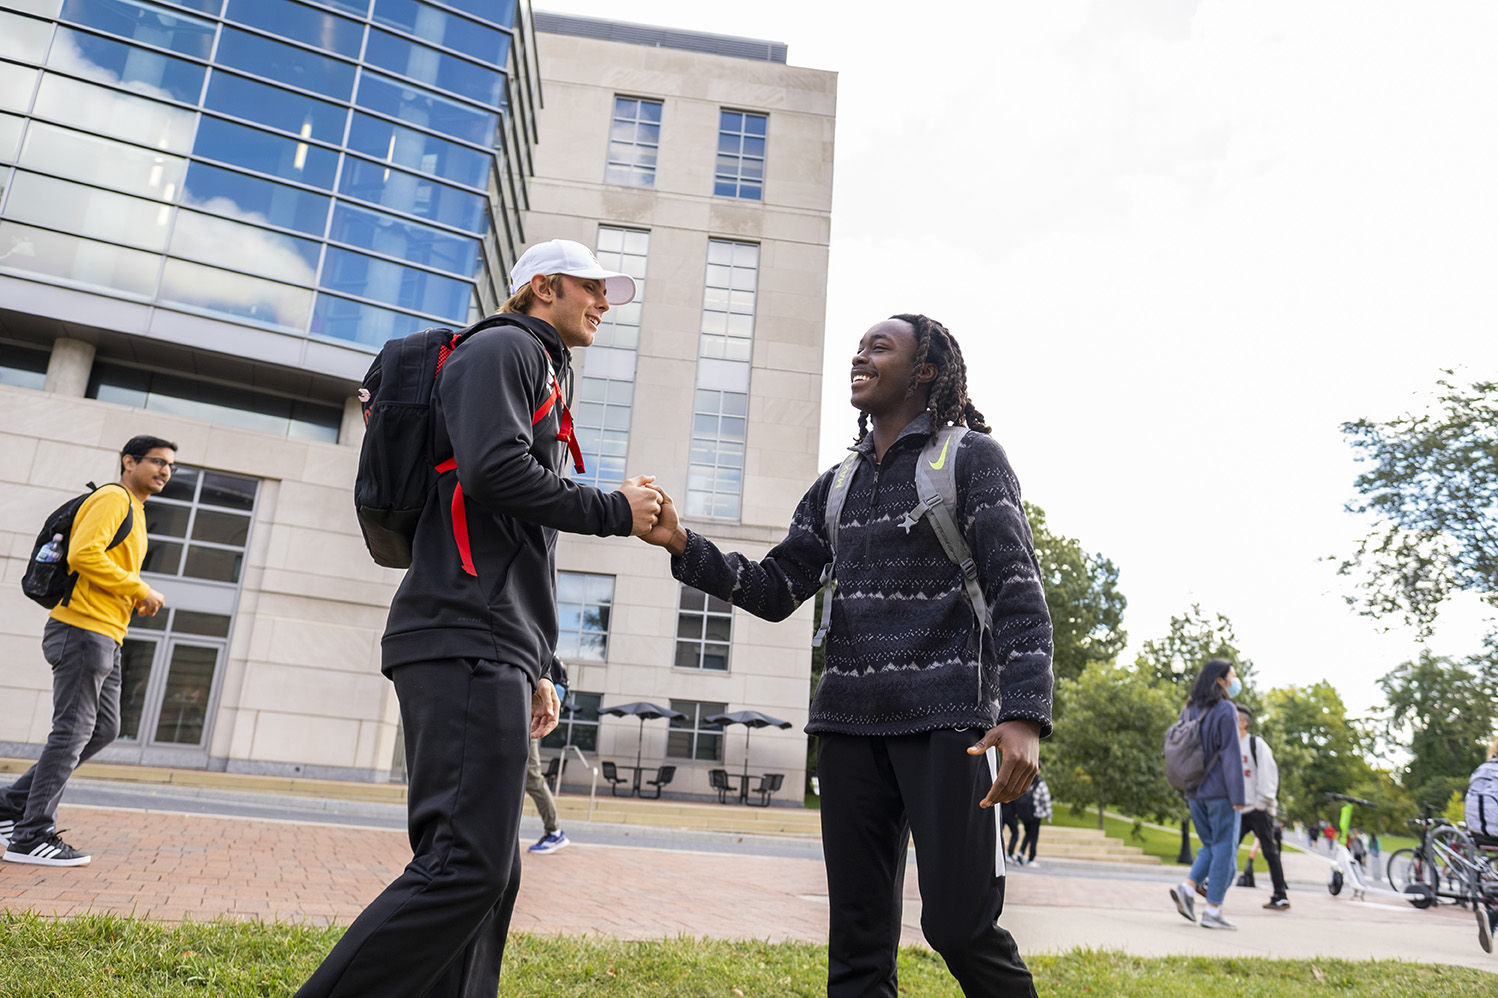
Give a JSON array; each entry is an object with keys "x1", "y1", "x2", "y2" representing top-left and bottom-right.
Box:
[
  {"x1": 641, "y1": 314, "x2": 1054, "y2": 997},
  {"x1": 1234, "y1": 705, "x2": 1290, "y2": 909},
  {"x1": 1014, "y1": 764, "x2": 1052, "y2": 867},
  {"x1": 1168, "y1": 659, "x2": 1246, "y2": 930},
  {"x1": 527, "y1": 656, "x2": 570, "y2": 855},
  {"x1": 0, "y1": 436, "x2": 172, "y2": 867},
  {"x1": 294, "y1": 239, "x2": 663, "y2": 998},
  {"x1": 1002, "y1": 791, "x2": 1023, "y2": 866}
]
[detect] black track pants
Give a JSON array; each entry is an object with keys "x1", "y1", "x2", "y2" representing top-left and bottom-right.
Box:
[
  {"x1": 295, "y1": 658, "x2": 531, "y2": 998},
  {"x1": 817, "y1": 730, "x2": 1037, "y2": 998},
  {"x1": 1237, "y1": 808, "x2": 1290, "y2": 898}
]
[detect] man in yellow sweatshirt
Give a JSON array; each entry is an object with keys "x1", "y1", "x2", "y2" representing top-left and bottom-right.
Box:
[{"x1": 0, "y1": 435, "x2": 174, "y2": 866}]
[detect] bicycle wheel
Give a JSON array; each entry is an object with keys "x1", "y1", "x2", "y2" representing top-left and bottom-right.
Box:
[{"x1": 1387, "y1": 847, "x2": 1438, "y2": 908}]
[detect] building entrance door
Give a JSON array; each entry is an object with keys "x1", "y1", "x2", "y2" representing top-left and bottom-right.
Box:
[{"x1": 109, "y1": 611, "x2": 231, "y2": 768}]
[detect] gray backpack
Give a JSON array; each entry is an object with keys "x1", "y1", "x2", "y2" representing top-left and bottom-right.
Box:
[
  {"x1": 1164, "y1": 706, "x2": 1208, "y2": 793},
  {"x1": 815, "y1": 426, "x2": 989, "y2": 702},
  {"x1": 1466, "y1": 758, "x2": 1498, "y2": 838}
]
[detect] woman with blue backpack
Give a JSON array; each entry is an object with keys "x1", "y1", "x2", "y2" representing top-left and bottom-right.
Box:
[{"x1": 1168, "y1": 658, "x2": 1247, "y2": 930}]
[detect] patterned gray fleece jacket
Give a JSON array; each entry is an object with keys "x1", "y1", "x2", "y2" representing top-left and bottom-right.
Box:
[{"x1": 671, "y1": 413, "x2": 1054, "y2": 738}]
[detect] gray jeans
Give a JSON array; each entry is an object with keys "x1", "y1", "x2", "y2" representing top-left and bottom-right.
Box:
[
  {"x1": 525, "y1": 737, "x2": 558, "y2": 834},
  {"x1": 1, "y1": 619, "x2": 122, "y2": 843}
]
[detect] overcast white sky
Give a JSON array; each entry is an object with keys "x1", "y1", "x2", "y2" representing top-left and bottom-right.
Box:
[{"x1": 537, "y1": 0, "x2": 1498, "y2": 721}]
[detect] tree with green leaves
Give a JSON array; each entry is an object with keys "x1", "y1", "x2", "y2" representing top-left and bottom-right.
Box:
[
  {"x1": 1025, "y1": 502, "x2": 1127, "y2": 682},
  {"x1": 1258, "y1": 682, "x2": 1371, "y2": 827},
  {"x1": 1340, "y1": 376, "x2": 1498, "y2": 636},
  {"x1": 1135, "y1": 604, "x2": 1260, "y2": 712},
  {"x1": 1044, "y1": 662, "x2": 1179, "y2": 831},
  {"x1": 1377, "y1": 647, "x2": 1498, "y2": 809}
]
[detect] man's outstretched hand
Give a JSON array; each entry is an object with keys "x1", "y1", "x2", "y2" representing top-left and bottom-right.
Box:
[
  {"x1": 968, "y1": 719, "x2": 1042, "y2": 809},
  {"x1": 618, "y1": 475, "x2": 663, "y2": 537}
]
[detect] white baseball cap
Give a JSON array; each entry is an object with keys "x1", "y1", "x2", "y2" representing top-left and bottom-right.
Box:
[{"x1": 508, "y1": 239, "x2": 636, "y2": 305}]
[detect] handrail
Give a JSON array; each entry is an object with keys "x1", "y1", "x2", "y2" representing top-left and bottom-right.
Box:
[{"x1": 561, "y1": 744, "x2": 599, "y2": 822}]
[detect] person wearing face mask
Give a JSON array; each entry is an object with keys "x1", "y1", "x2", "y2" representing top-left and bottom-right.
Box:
[{"x1": 1168, "y1": 658, "x2": 1247, "y2": 930}]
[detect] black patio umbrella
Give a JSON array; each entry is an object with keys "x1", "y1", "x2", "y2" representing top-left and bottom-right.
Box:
[
  {"x1": 598, "y1": 701, "x2": 687, "y2": 773},
  {"x1": 704, "y1": 710, "x2": 793, "y2": 789}
]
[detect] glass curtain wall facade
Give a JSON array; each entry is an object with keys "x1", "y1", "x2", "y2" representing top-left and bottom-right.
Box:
[{"x1": 0, "y1": 0, "x2": 538, "y2": 354}]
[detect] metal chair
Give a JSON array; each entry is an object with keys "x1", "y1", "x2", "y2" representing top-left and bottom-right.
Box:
[
  {"x1": 747, "y1": 772, "x2": 784, "y2": 807},
  {"x1": 708, "y1": 768, "x2": 733, "y2": 804},
  {"x1": 541, "y1": 755, "x2": 560, "y2": 793},
  {"x1": 601, "y1": 761, "x2": 631, "y2": 796},
  {"x1": 640, "y1": 764, "x2": 676, "y2": 800}
]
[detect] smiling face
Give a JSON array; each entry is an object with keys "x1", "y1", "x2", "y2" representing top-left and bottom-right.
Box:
[
  {"x1": 849, "y1": 318, "x2": 934, "y2": 419},
  {"x1": 529, "y1": 273, "x2": 610, "y2": 349},
  {"x1": 121, "y1": 447, "x2": 175, "y2": 501}
]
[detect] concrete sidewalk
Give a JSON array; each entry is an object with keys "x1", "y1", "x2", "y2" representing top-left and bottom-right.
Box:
[{"x1": 1, "y1": 801, "x2": 1493, "y2": 974}]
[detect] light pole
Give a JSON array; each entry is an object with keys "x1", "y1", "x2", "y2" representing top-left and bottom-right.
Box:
[{"x1": 1171, "y1": 655, "x2": 1194, "y2": 865}]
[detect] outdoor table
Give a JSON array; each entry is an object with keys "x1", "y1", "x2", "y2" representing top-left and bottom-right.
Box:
[
  {"x1": 617, "y1": 764, "x2": 647, "y2": 796},
  {"x1": 730, "y1": 774, "x2": 762, "y2": 804}
]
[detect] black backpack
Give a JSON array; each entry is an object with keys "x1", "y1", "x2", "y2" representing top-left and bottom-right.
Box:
[
  {"x1": 21, "y1": 482, "x2": 134, "y2": 609},
  {"x1": 353, "y1": 317, "x2": 579, "y2": 574}
]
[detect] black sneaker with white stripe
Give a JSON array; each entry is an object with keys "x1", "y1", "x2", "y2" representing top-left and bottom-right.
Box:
[{"x1": 3, "y1": 832, "x2": 91, "y2": 867}]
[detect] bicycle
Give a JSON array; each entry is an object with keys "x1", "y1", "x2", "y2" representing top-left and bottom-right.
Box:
[{"x1": 1384, "y1": 801, "x2": 1498, "y2": 954}]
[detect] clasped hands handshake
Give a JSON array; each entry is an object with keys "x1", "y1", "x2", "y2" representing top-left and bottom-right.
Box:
[{"x1": 618, "y1": 475, "x2": 687, "y2": 555}]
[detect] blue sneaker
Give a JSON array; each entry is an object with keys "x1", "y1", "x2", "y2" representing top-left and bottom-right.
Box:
[{"x1": 528, "y1": 830, "x2": 570, "y2": 854}]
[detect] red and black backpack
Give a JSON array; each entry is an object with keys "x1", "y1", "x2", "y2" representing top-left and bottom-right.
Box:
[{"x1": 353, "y1": 318, "x2": 582, "y2": 575}]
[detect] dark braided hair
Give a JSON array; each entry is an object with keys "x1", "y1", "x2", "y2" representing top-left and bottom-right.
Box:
[{"x1": 854, "y1": 314, "x2": 992, "y2": 445}]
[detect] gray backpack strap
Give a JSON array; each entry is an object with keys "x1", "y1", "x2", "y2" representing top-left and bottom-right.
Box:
[
  {"x1": 814, "y1": 452, "x2": 860, "y2": 647},
  {"x1": 907, "y1": 426, "x2": 989, "y2": 701}
]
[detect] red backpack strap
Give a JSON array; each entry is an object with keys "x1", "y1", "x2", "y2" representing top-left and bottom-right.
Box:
[
  {"x1": 437, "y1": 340, "x2": 585, "y2": 579},
  {"x1": 433, "y1": 458, "x2": 476, "y2": 577},
  {"x1": 532, "y1": 367, "x2": 585, "y2": 474}
]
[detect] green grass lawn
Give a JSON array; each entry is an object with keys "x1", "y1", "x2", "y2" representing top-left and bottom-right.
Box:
[
  {"x1": 1, "y1": 913, "x2": 1491, "y2": 997},
  {"x1": 1048, "y1": 806, "x2": 1263, "y2": 867}
]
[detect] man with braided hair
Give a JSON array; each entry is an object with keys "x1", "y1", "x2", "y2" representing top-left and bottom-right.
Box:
[{"x1": 640, "y1": 315, "x2": 1053, "y2": 997}]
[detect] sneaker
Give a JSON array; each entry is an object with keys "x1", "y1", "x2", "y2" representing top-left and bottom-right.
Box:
[
  {"x1": 1194, "y1": 881, "x2": 1208, "y2": 898},
  {"x1": 0, "y1": 809, "x2": 19, "y2": 848},
  {"x1": 2, "y1": 833, "x2": 90, "y2": 867},
  {"x1": 1200, "y1": 909, "x2": 1238, "y2": 931},
  {"x1": 1025, "y1": 859, "x2": 1040, "y2": 869},
  {"x1": 528, "y1": 830, "x2": 569, "y2": 855},
  {"x1": 1170, "y1": 882, "x2": 1197, "y2": 923},
  {"x1": 1264, "y1": 896, "x2": 1291, "y2": 910},
  {"x1": 1478, "y1": 904, "x2": 1494, "y2": 955}
]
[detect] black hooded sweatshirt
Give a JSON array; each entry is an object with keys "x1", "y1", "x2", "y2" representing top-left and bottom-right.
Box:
[{"x1": 380, "y1": 313, "x2": 634, "y2": 685}]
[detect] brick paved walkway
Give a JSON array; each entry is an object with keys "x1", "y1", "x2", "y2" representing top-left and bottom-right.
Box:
[{"x1": 2, "y1": 803, "x2": 1494, "y2": 973}]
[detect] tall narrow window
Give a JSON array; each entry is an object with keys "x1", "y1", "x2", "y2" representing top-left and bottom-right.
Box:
[
  {"x1": 667, "y1": 699, "x2": 726, "y2": 761},
  {"x1": 686, "y1": 388, "x2": 746, "y2": 520},
  {"x1": 571, "y1": 377, "x2": 632, "y2": 490},
  {"x1": 700, "y1": 240, "x2": 758, "y2": 362},
  {"x1": 556, "y1": 571, "x2": 614, "y2": 663},
  {"x1": 675, "y1": 584, "x2": 732, "y2": 671},
  {"x1": 592, "y1": 226, "x2": 648, "y2": 350},
  {"x1": 604, "y1": 97, "x2": 661, "y2": 188},
  {"x1": 714, "y1": 110, "x2": 766, "y2": 200},
  {"x1": 573, "y1": 226, "x2": 648, "y2": 490}
]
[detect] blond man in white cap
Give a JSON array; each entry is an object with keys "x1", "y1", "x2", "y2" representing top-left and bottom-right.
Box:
[{"x1": 296, "y1": 240, "x2": 660, "y2": 998}]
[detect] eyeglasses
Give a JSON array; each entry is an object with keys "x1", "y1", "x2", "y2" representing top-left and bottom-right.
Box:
[{"x1": 133, "y1": 455, "x2": 176, "y2": 471}]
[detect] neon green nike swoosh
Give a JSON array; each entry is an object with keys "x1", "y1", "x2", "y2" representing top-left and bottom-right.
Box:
[{"x1": 928, "y1": 438, "x2": 951, "y2": 470}]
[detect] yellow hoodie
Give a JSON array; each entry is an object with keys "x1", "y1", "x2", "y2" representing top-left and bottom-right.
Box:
[{"x1": 49, "y1": 485, "x2": 150, "y2": 644}]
